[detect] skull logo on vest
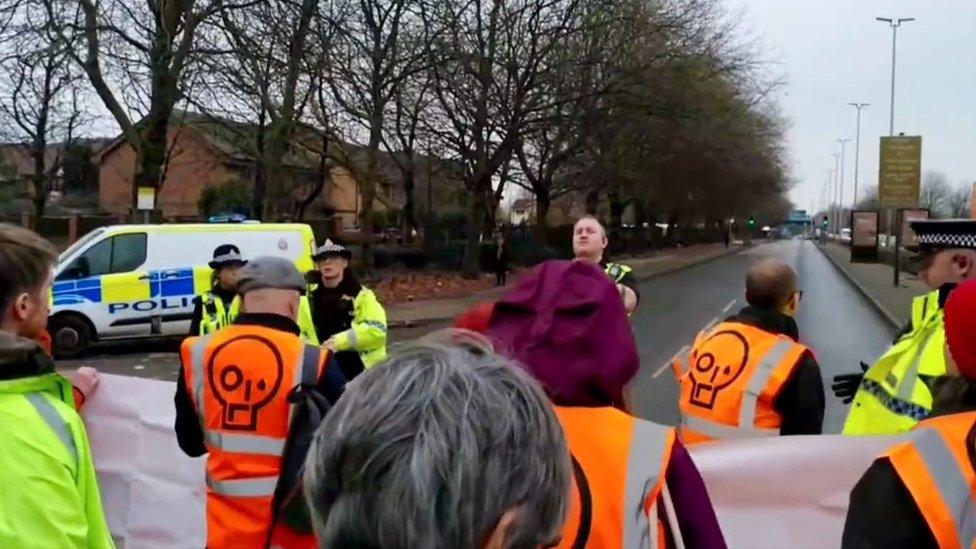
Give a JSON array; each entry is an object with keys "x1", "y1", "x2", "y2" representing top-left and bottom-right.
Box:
[
  {"x1": 689, "y1": 330, "x2": 750, "y2": 409},
  {"x1": 207, "y1": 335, "x2": 285, "y2": 431}
]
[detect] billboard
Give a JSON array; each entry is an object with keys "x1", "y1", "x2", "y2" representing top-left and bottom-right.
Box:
[
  {"x1": 879, "y1": 136, "x2": 922, "y2": 207},
  {"x1": 850, "y1": 211, "x2": 879, "y2": 262},
  {"x1": 901, "y1": 208, "x2": 930, "y2": 248}
]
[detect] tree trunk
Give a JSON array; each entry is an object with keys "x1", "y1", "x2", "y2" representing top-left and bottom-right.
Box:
[
  {"x1": 534, "y1": 187, "x2": 551, "y2": 245},
  {"x1": 31, "y1": 142, "x2": 47, "y2": 221},
  {"x1": 252, "y1": 107, "x2": 268, "y2": 220},
  {"x1": 462, "y1": 186, "x2": 487, "y2": 278},
  {"x1": 297, "y1": 132, "x2": 329, "y2": 220},
  {"x1": 131, "y1": 109, "x2": 169, "y2": 222},
  {"x1": 360, "y1": 116, "x2": 383, "y2": 271},
  {"x1": 401, "y1": 164, "x2": 416, "y2": 243},
  {"x1": 585, "y1": 188, "x2": 600, "y2": 215}
]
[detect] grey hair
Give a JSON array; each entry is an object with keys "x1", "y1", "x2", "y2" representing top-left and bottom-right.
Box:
[{"x1": 304, "y1": 333, "x2": 571, "y2": 549}]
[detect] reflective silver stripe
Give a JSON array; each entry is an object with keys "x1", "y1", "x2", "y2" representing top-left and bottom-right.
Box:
[
  {"x1": 681, "y1": 413, "x2": 778, "y2": 440},
  {"x1": 896, "y1": 325, "x2": 939, "y2": 401},
  {"x1": 738, "y1": 338, "x2": 796, "y2": 427},
  {"x1": 623, "y1": 420, "x2": 672, "y2": 549},
  {"x1": 913, "y1": 428, "x2": 976, "y2": 548},
  {"x1": 206, "y1": 475, "x2": 278, "y2": 497},
  {"x1": 25, "y1": 393, "x2": 78, "y2": 467},
  {"x1": 362, "y1": 320, "x2": 388, "y2": 333},
  {"x1": 205, "y1": 431, "x2": 285, "y2": 455},
  {"x1": 346, "y1": 328, "x2": 359, "y2": 349},
  {"x1": 188, "y1": 334, "x2": 215, "y2": 423}
]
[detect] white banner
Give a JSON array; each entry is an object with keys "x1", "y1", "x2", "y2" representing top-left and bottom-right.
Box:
[
  {"x1": 81, "y1": 375, "x2": 912, "y2": 549},
  {"x1": 689, "y1": 433, "x2": 909, "y2": 548},
  {"x1": 83, "y1": 374, "x2": 206, "y2": 548}
]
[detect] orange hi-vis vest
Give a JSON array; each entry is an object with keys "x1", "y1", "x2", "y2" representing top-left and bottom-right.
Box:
[
  {"x1": 677, "y1": 321, "x2": 809, "y2": 444},
  {"x1": 555, "y1": 406, "x2": 679, "y2": 549},
  {"x1": 181, "y1": 324, "x2": 328, "y2": 549},
  {"x1": 884, "y1": 412, "x2": 976, "y2": 549}
]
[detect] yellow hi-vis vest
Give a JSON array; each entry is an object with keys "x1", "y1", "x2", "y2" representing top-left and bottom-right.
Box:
[
  {"x1": 203, "y1": 293, "x2": 320, "y2": 345},
  {"x1": 604, "y1": 262, "x2": 632, "y2": 284},
  {"x1": 843, "y1": 290, "x2": 947, "y2": 435}
]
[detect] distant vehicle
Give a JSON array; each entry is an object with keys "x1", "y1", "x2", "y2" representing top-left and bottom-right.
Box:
[
  {"x1": 49, "y1": 223, "x2": 316, "y2": 357},
  {"x1": 840, "y1": 228, "x2": 851, "y2": 242}
]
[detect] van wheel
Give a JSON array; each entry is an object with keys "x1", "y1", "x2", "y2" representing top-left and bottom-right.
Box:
[{"x1": 49, "y1": 315, "x2": 92, "y2": 359}]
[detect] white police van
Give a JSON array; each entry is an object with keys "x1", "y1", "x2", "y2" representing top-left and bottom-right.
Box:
[{"x1": 50, "y1": 223, "x2": 316, "y2": 357}]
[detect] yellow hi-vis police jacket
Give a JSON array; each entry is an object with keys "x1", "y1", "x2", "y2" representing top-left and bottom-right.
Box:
[
  {"x1": 205, "y1": 294, "x2": 320, "y2": 344},
  {"x1": 316, "y1": 285, "x2": 388, "y2": 369},
  {"x1": 843, "y1": 289, "x2": 947, "y2": 435}
]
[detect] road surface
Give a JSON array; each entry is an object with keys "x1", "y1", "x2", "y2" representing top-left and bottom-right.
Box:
[
  {"x1": 628, "y1": 239, "x2": 896, "y2": 433},
  {"x1": 63, "y1": 239, "x2": 895, "y2": 434}
]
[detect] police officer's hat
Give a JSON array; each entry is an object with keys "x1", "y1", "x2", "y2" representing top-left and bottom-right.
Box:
[
  {"x1": 208, "y1": 244, "x2": 248, "y2": 269},
  {"x1": 312, "y1": 238, "x2": 352, "y2": 261},
  {"x1": 910, "y1": 219, "x2": 976, "y2": 252}
]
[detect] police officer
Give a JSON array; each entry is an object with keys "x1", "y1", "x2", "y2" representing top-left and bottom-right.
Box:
[
  {"x1": 189, "y1": 244, "x2": 247, "y2": 335},
  {"x1": 572, "y1": 215, "x2": 640, "y2": 315},
  {"x1": 308, "y1": 239, "x2": 388, "y2": 380},
  {"x1": 174, "y1": 256, "x2": 346, "y2": 548},
  {"x1": 835, "y1": 219, "x2": 976, "y2": 435},
  {"x1": 843, "y1": 281, "x2": 976, "y2": 548},
  {"x1": 676, "y1": 258, "x2": 825, "y2": 442}
]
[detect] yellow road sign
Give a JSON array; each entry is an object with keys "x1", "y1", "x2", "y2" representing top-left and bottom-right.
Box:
[{"x1": 878, "y1": 136, "x2": 921, "y2": 208}]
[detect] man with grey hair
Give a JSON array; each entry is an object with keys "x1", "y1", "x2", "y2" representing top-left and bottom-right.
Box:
[{"x1": 304, "y1": 336, "x2": 571, "y2": 549}]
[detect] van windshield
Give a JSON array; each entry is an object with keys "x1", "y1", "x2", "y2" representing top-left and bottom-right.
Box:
[{"x1": 59, "y1": 228, "x2": 104, "y2": 265}]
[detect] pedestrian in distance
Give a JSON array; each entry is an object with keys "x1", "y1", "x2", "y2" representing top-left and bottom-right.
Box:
[
  {"x1": 488, "y1": 259, "x2": 726, "y2": 549},
  {"x1": 0, "y1": 223, "x2": 113, "y2": 548},
  {"x1": 836, "y1": 219, "x2": 976, "y2": 435},
  {"x1": 573, "y1": 215, "x2": 641, "y2": 315},
  {"x1": 842, "y1": 279, "x2": 976, "y2": 549},
  {"x1": 675, "y1": 258, "x2": 825, "y2": 442},
  {"x1": 188, "y1": 244, "x2": 248, "y2": 335},
  {"x1": 308, "y1": 239, "x2": 387, "y2": 380},
  {"x1": 175, "y1": 256, "x2": 347, "y2": 548},
  {"x1": 303, "y1": 335, "x2": 571, "y2": 549},
  {"x1": 494, "y1": 232, "x2": 510, "y2": 287}
]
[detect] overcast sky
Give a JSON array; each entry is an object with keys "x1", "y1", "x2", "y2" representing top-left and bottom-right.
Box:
[{"x1": 731, "y1": 0, "x2": 976, "y2": 214}]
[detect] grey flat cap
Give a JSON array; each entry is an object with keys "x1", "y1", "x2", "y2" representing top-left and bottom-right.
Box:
[{"x1": 237, "y1": 256, "x2": 307, "y2": 295}]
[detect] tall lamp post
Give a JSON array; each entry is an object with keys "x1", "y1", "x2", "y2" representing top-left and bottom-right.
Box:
[
  {"x1": 876, "y1": 17, "x2": 914, "y2": 135},
  {"x1": 837, "y1": 138, "x2": 851, "y2": 229},
  {"x1": 847, "y1": 103, "x2": 870, "y2": 205},
  {"x1": 832, "y1": 152, "x2": 842, "y2": 233}
]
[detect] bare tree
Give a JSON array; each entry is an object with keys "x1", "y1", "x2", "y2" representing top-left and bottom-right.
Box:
[
  {"x1": 421, "y1": 0, "x2": 583, "y2": 276},
  {"x1": 0, "y1": 0, "x2": 85, "y2": 219}
]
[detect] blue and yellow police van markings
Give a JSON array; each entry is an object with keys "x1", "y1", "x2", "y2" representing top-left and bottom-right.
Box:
[{"x1": 52, "y1": 267, "x2": 212, "y2": 314}]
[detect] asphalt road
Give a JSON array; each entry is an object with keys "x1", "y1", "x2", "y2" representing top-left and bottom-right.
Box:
[
  {"x1": 63, "y1": 239, "x2": 895, "y2": 434},
  {"x1": 628, "y1": 239, "x2": 896, "y2": 433}
]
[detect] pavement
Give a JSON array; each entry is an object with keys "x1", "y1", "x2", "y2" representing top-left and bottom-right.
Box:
[
  {"x1": 816, "y1": 242, "x2": 926, "y2": 329},
  {"x1": 627, "y1": 239, "x2": 896, "y2": 433},
  {"x1": 60, "y1": 242, "x2": 748, "y2": 378}
]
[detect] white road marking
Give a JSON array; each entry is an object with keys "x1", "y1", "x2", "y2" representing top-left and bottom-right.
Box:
[
  {"x1": 650, "y1": 299, "x2": 735, "y2": 380},
  {"x1": 134, "y1": 365, "x2": 145, "y2": 370},
  {"x1": 653, "y1": 344, "x2": 690, "y2": 378}
]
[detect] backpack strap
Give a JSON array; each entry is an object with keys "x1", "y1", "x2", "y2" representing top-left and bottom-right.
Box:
[
  {"x1": 300, "y1": 344, "x2": 321, "y2": 387},
  {"x1": 569, "y1": 453, "x2": 592, "y2": 549}
]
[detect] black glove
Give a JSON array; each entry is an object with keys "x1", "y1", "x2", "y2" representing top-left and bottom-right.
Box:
[{"x1": 831, "y1": 362, "x2": 870, "y2": 404}]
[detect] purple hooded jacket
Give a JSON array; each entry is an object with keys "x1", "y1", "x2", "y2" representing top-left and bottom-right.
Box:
[{"x1": 488, "y1": 260, "x2": 726, "y2": 548}]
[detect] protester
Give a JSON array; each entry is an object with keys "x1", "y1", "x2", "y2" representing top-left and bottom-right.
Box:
[
  {"x1": 0, "y1": 223, "x2": 113, "y2": 548},
  {"x1": 837, "y1": 219, "x2": 976, "y2": 435},
  {"x1": 488, "y1": 260, "x2": 725, "y2": 548},
  {"x1": 676, "y1": 258, "x2": 824, "y2": 441},
  {"x1": 494, "y1": 233, "x2": 510, "y2": 286},
  {"x1": 303, "y1": 337, "x2": 570, "y2": 549},
  {"x1": 572, "y1": 215, "x2": 640, "y2": 315},
  {"x1": 842, "y1": 279, "x2": 976, "y2": 549},
  {"x1": 308, "y1": 239, "x2": 387, "y2": 379},
  {"x1": 188, "y1": 244, "x2": 247, "y2": 335},
  {"x1": 174, "y1": 256, "x2": 346, "y2": 548}
]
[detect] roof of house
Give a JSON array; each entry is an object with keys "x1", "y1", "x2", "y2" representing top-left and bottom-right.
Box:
[{"x1": 512, "y1": 198, "x2": 536, "y2": 212}]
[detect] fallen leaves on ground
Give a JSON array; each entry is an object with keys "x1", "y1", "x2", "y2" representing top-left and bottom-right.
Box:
[{"x1": 371, "y1": 271, "x2": 507, "y2": 305}]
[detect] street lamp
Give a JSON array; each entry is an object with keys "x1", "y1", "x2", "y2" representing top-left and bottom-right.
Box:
[
  {"x1": 847, "y1": 103, "x2": 870, "y2": 205},
  {"x1": 832, "y1": 152, "x2": 842, "y2": 233},
  {"x1": 876, "y1": 17, "x2": 914, "y2": 136},
  {"x1": 837, "y1": 138, "x2": 851, "y2": 228}
]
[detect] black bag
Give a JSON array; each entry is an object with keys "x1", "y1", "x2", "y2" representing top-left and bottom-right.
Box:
[{"x1": 268, "y1": 345, "x2": 332, "y2": 543}]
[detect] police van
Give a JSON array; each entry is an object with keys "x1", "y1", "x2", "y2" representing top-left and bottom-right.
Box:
[{"x1": 50, "y1": 223, "x2": 316, "y2": 357}]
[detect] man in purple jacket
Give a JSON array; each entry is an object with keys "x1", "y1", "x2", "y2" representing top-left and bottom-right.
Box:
[{"x1": 485, "y1": 260, "x2": 727, "y2": 548}]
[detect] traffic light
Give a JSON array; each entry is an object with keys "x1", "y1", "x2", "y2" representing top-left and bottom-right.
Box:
[{"x1": 747, "y1": 216, "x2": 756, "y2": 228}]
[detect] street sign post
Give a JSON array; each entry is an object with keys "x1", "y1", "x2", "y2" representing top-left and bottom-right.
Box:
[
  {"x1": 137, "y1": 187, "x2": 155, "y2": 224},
  {"x1": 879, "y1": 136, "x2": 922, "y2": 286}
]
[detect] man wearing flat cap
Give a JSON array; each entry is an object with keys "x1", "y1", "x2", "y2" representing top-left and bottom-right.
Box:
[
  {"x1": 836, "y1": 219, "x2": 976, "y2": 435},
  {"x1": 308, "y1": 238, "x2": 388, "y2": 380},
  {"x1": 174, "y1": 256, "x2": 346, "y2": 548}
]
